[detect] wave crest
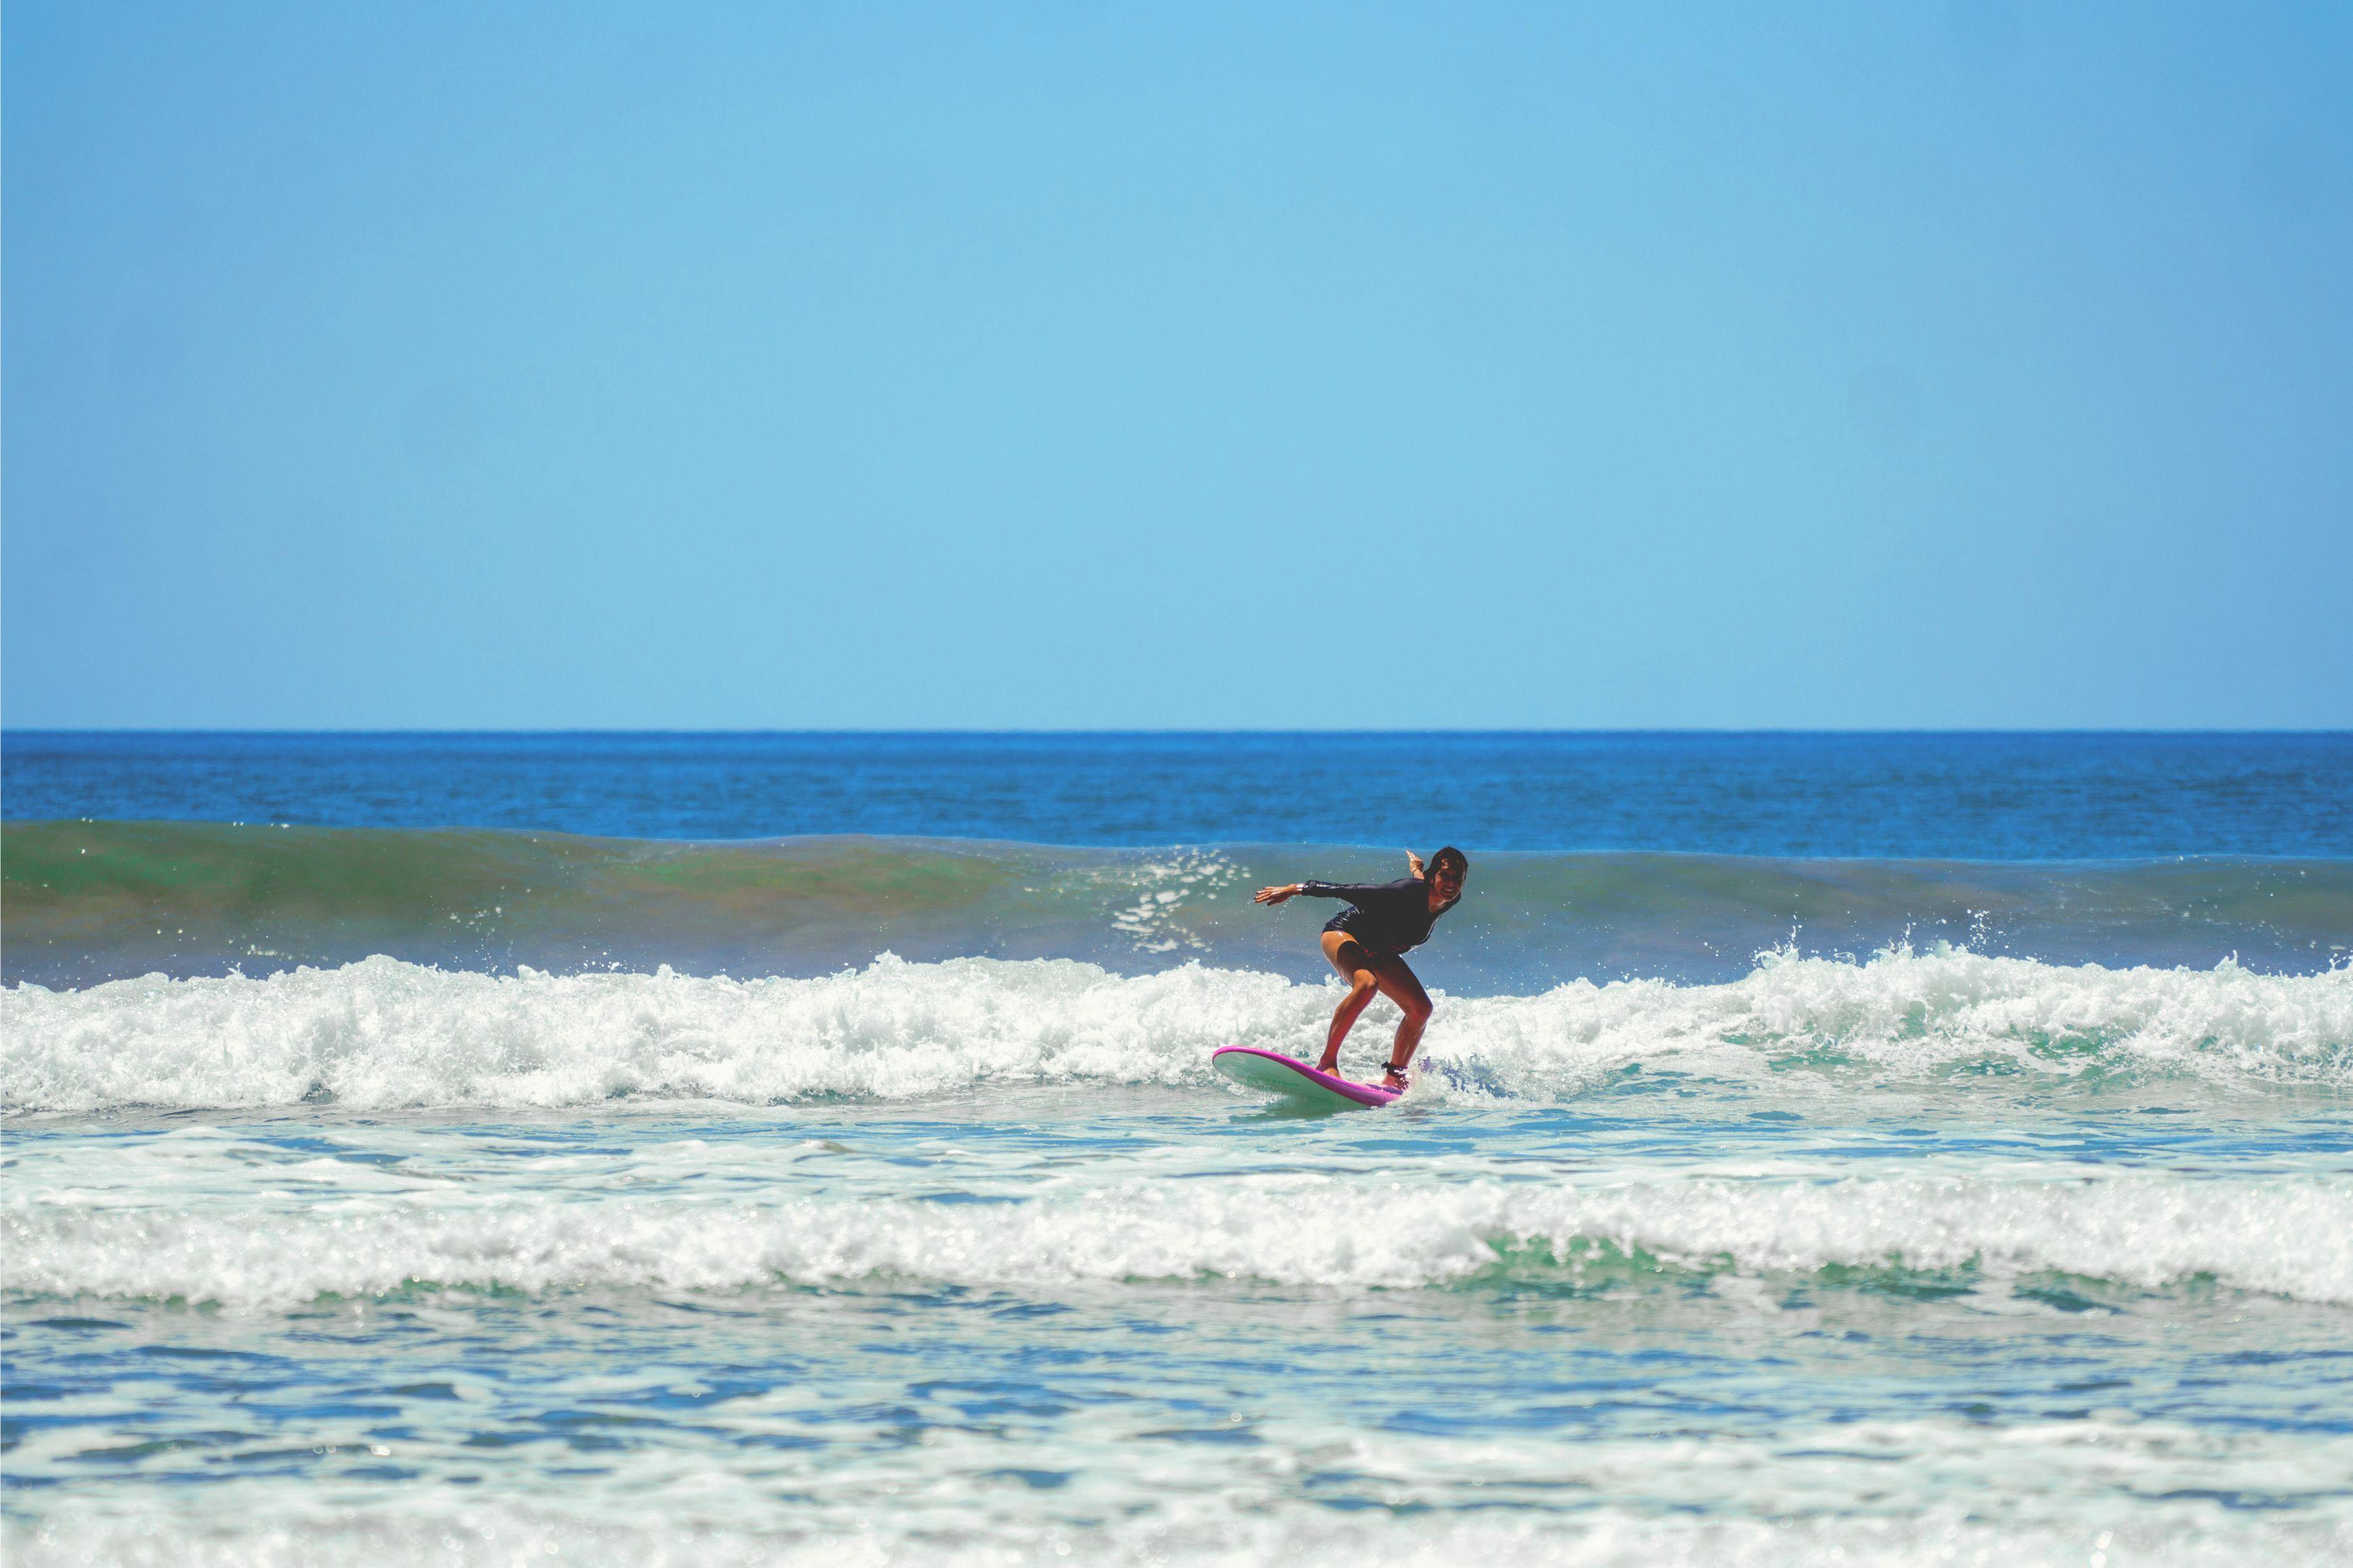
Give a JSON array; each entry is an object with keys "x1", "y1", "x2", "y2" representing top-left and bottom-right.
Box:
[
  {"x1": 5, "y1": 950, "x2": 2348, "y2": 1113},
  {"x1": 1448, "y1": 944, "x2": 2353, "y2": 1094},
  {"x1": 0, "y1": 955, "x2": 1297, "y2": 1111}
]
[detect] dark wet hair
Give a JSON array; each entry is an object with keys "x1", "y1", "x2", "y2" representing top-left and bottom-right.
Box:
[{"x1": 1428, "y1": 846, "x2": 1468, "y2": 879}]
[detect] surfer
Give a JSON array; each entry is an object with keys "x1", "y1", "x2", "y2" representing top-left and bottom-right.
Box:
[{"x1": 1254, "y1": 848, "x2": 1468, "y2": 1090}]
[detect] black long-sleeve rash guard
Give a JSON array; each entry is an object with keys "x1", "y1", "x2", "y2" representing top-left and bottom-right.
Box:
[{"x1": 1295, "y1": 876, "x2": 1458, "y2": 957}]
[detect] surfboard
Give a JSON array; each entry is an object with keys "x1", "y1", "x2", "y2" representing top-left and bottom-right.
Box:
[{"x1": 1210, "y1": 1046, "x2": 1400, "y2": 1110}]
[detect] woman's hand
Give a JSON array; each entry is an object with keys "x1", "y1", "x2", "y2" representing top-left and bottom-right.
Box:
[
  {"x1": 1406, "y1": 851, "x2": 1426, "y2": 878},
  {"x1": 1254, "y1": 884, "x2": 1301, "y2": 905}
]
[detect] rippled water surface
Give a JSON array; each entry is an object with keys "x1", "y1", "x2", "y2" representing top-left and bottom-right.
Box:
[
  {"x1": 9, "y1": 1059, "x2": 2351, "y2": 1565},
  {"x1": 4, "y1": 733, "x2": 2349, "y2": 1565}
]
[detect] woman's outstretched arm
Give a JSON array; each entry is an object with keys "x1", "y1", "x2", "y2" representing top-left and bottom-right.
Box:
[
  {"x1": 1274, "y1": 880, "x2": 1407, "y2": 901},
  {"x1": 1260, "y1": 853, "x2": 1425, "y2": 905}
]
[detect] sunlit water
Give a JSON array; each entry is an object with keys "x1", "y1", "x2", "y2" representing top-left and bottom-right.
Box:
[
  {"x1": 4, "y1": 734, "x2": 2349, "y2": 1565},
  {"x1": 9, "y1": 1061, "x2": 2350, "y2": 1566}
]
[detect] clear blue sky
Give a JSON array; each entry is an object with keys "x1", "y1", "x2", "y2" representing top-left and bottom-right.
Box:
[{"x1": 5, "y1": 2, "x2": 2348, "y2": 729}]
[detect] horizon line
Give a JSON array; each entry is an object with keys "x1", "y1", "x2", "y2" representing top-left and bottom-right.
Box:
[{"x1": 6, "y1": 726, "x2": 2349, "y2": 739}]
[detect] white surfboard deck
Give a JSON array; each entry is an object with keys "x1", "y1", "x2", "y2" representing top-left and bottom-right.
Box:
[{"x1": 1210, "y1": 1046, "x2": 1400, "y2": 1110}]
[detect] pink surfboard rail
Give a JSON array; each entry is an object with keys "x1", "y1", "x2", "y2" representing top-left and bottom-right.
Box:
[{"x1": 1210, "y1": 1046, "x2": 1401, "y2": 1108}]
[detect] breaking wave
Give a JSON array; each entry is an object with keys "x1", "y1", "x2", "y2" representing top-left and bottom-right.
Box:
[
  {"x1": 8, "y1": 1168, "x2": 2349, "y2": 1309},
  {"x1": 3, "y1": 948, "x2": 2348, "y2": 1115}
]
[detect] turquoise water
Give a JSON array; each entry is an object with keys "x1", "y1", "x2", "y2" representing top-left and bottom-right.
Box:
[{"x1": 4, "y1": 734, "x2": 2350, "y2": 1565}]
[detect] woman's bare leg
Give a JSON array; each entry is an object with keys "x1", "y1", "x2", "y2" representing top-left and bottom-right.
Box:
[
  {"x1": 1369, "y1": 957, "x2": 1435, "y2": 1075},
  {"x1": 1317, "y1": 933, "x2": 1435, "y2": 1077},
  {"x1": 1318, "y1": 931, "x2": 1380, "y2": 1072}
]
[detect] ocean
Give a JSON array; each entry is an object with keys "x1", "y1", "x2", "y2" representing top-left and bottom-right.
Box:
[{"x1": 3, "y1": 731, "x2": 2349, "y2": 1566}]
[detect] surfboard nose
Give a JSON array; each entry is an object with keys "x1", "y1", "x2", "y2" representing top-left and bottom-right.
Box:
[{"x1": 1211, "y1": 1046, "x2": 1400, "y2": 1109}]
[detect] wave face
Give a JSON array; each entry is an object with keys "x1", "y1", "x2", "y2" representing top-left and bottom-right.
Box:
[
  {"x1": 5, "y1": 949, "x2": 2347, "y2": 1114},
  {"x1": 6, "y1": 820, "x2": 2350, "y2": 991}
]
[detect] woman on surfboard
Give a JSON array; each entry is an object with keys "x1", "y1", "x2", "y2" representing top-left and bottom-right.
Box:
[{"x1": 1253, "y1": 848, "x2": 1468, "y2": 1091}]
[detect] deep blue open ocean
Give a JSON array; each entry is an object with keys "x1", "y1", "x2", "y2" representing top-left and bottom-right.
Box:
[{"x1": 4, "y1": 732, "x2": 2350, "y2": 1567}]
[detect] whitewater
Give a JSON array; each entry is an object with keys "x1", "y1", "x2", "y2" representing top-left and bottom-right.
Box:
[
  {"x1": 7, "y1": 947, "x2": 2348, "y2": 1112},
  {"x1": 5, "y1": 733, "x2": 2350, "y2": 1567},
  {"x1": 8, "y1": 953, "x2": 2349, "y2": 1567}
]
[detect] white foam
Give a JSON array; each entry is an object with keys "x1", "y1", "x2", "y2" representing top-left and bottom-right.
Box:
[
  {"x1": 0, "y1": 954, "x2": 1297, "y2": 1111},
  {"x1": 3, "y1": 948, "x2": 2347, "y2": 1114},
  {"x1": 9, "y1": 1168, "x2": 2348, "y2": 1308},
  {"x1": 1441, "y1": 944, "x2": 2353, "y2": 1093},
  {"x1": 13, "y1": 1494, "x2": 2350, "y2": 1568}
]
